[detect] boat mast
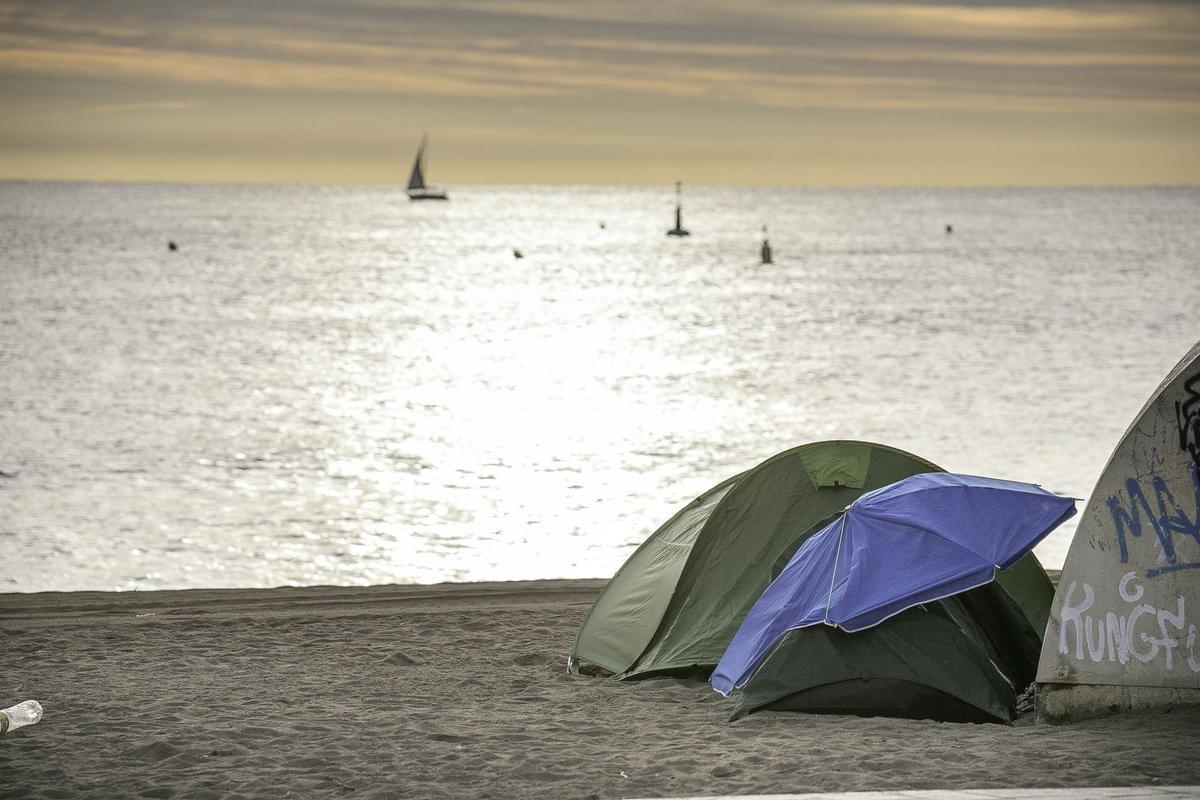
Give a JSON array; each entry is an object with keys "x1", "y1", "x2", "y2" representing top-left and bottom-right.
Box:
[
  {"x1": 667, "y1": 180, "x2": 690, "y2": 236},
  {"x1": 675, "y1": 181, "x2": 683, "y2": 230}
]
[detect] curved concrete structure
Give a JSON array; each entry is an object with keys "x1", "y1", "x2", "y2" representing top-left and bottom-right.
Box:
[{"x1": 1037, "y1": 340, "x2": 1200, "y2": 720}]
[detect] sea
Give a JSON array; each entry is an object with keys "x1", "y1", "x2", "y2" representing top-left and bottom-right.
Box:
[{"x1": 1, "y1": 182, "x2": 1197, "y2": 593}]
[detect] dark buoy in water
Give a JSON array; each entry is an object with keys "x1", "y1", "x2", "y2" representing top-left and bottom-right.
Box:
[
  {"x1": 666, "y1": 181, "x2": 690, "y2": 237},
  {"x1": 513, "y1": 249, "x2": 524, "y2": 259},
  {"x1": 945, "y1": 224, "x2": 953, "y2": 234},
  {"x1": 168, "y1": 241, "x2": 178, "y2": 251},
  {"x1": 599, "y1": 222, "x2": 606, "y2": 229},
  {"x1": 760, "y1": 225, "x2": 773, "y2": 265}
]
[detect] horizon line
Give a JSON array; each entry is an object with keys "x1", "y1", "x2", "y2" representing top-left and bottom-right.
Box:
[{"x1": 3, "y1": 177, "x2": 1198, "y2": 192}]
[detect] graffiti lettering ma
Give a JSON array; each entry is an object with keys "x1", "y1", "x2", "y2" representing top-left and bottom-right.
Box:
[{"x1": 1106, "y1": 465, "x2": 1200, "y2": 573}]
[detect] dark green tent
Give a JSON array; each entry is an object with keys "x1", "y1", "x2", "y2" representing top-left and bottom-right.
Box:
[{"x1": 731, "y1": 577, "x2": 1045, "y2": 723}]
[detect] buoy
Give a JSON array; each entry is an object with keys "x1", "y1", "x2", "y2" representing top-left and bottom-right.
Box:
[
  {"x1": 760, "y1": 225, "x2": 773, "y2": 265},
  {"x1": 168, "y1": 241, "x2": 178, "y2": 251},
  {"x1": 513, "y1": 249, "x2": 524, "y2": 259},
  {"x1": 666, "y1": 181, "x2": 690, "y2": 237},
  {"x1": 945, "y1": 224, "x2": 953, "y2": 234},
  {"x1": 599, "y1": 222, "x2": 606, "y2": 229}
]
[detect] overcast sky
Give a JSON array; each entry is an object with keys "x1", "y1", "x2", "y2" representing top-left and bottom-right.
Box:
[{"x1": 1, "y1": 0, "x2": 1197, "y2": 185}]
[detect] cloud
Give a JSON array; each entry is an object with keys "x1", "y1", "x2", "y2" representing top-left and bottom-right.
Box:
[
  {"x1": 0, "y1": 0, "x2": 1197, "y2": 113},
  {"x1": 0, "y1": 34, "x2": 569, "y2": 97},
  {"x1": 79, "y1": 99, "x2": 203, "y2": 114}
]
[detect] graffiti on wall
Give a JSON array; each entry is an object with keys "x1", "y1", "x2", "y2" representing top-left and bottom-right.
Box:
[
  {"x1": 1102, "y1": 373, "x2": 1200, "y2": 577},
  {"x1": 1106, "y1": 465, "x2": 1200, "y2": 575},
  {"x1": 1057, "y1": 572, "x2": 1200, "y2": 673},
  {"x1": 1043, "y1": 360, "x2": 1200, "y2": 687},
  {"x1": 1178, "y1": 372, "x2": 1200, "y2": 473}
]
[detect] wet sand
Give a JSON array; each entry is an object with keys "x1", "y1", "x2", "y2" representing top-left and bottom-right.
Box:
[{"x1": 1, "y1": 580, "x2": 1198, "y2": 799}]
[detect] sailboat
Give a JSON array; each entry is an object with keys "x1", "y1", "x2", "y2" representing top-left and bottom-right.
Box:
[
  {"x1": 407, "y1": 135, "x2": 448, "y2": 201},
  {"x1": 666, "y1": 181, "x2": 690, "y2": 237}
]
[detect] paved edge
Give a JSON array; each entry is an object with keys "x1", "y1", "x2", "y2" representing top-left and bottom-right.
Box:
[{"x1": 623, "y1": 786, "x2": 1200, "y2": 800}]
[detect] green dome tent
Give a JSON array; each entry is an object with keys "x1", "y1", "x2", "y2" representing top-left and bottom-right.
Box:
[
  {"x1": 570, "y1": 440, "x2": 1056, "y2": 681},
  {"x1": 730, "y1": 576, "x2": 1046, "y2": 724}
]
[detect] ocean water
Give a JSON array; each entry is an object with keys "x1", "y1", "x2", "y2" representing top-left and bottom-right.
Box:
[{"x1": 1, "y1": 182, "x2": 1197, "y2": 593}]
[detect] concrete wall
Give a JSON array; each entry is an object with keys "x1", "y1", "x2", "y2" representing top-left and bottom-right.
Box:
[{"x1": 1036, "y1": 341, "x2": 1200, "y2": 721}]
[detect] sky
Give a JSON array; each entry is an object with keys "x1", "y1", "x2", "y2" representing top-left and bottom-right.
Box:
[{"x1": 0, "y1": 0, "x2": 1197, "y2": 186}]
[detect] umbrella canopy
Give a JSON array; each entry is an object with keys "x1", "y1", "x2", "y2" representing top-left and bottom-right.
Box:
[{"x1": 712, "y1": 472, "x2": 1075, "y2": 696}]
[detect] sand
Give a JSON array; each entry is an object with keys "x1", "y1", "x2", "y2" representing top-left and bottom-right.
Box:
[{"x1": 2, "y1": 579, "x2": 1199, "y2": 799}]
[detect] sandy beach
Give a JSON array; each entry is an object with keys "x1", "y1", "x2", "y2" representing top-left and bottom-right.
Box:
[{"x1": 2, "y1": 579, "x2": 1199, "y2": 799}]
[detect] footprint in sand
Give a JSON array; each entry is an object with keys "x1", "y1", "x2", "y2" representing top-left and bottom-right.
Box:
[
  {"x1": 130, "y1": 740, "x2": 182, "y2": 763},
  {"x1": 512, "y1": 652, "x2": 553, "y2": 667},
  {"x1": 381, "y1": 650, "x2": 420, "y2": 666}
]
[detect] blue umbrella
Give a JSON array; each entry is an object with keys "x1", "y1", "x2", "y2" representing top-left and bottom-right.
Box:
[{"x1": 711, "y1": 472, "x2": 1075, "y2": 696}]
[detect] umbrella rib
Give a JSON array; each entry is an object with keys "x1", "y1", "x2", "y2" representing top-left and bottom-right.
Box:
[
  {"x1": 835, "y1": 570, "x2": 998, "y2": 632},
  {"x1": 823, "y1": 515, "x2": 848, "y2": 624}
]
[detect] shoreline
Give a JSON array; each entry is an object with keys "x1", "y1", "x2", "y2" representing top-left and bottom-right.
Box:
[
  {"x1": 0, "y1": 579, "x2": 608, "y2": 628},
  {"x1": 2, "y1": 577, "x2": 1197, "y2": 800}
]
